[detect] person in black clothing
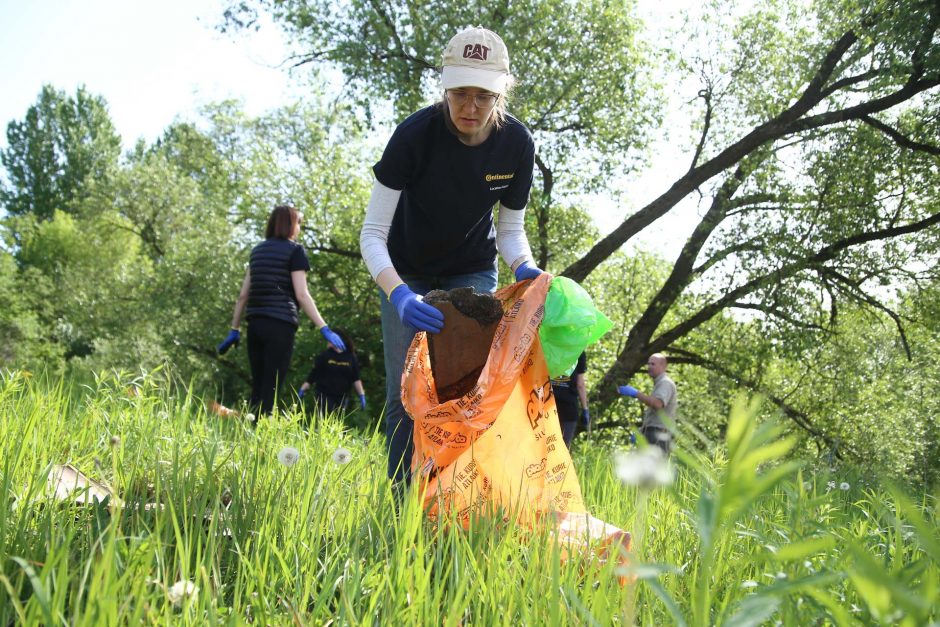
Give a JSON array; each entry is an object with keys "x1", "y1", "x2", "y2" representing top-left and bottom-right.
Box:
[
  {"x1": 551, "y1": 351, "x2": 590, "y2": 448},
  {"x1": 359, "y1": 27, "x2": 542, "y2": 483},
  {"x1": 298, "y1": 328, "x2": 366, "y2": 417},
  {"x1": 217, "y1": 204, "x2": 345, "y2": 415}
]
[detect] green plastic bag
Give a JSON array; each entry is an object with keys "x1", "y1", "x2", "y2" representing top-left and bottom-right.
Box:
[{"x1": 539, "y1": 277, "x2": 613, "y2": 378}]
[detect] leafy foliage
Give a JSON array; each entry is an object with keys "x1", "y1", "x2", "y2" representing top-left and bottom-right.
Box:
[
  {"x1": 0, "y1": 85, "x2": 120, "y2": 221},
  {"x1": 2, "y1": 0, "x2": 939, "y2": 481}
]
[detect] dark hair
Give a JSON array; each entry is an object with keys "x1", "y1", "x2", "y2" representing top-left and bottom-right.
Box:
[
  {"x1": 265, "y1": 205, "x2": 300, "y2": 240},
  {"x1": 332, "y1": 328, "x2": 355, "y2": 355}
]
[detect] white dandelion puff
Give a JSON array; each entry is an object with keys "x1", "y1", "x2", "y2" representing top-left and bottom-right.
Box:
[
  {"x1": 167, "y1": 580, "x2": 198, "y2": 605},
  {"x1": 245, "y1": 413, "x2": 256, "y2": 422},
  {"x1": 613, "y1": 447, "x2": 675, "y2": 490},
  {"x1": 839, "y1": 482, "x2": 850, "y2": 491},
  {"x1": 741, "y1": 580, "x2": 759, "y2": 589},
  {"x1": 277, "y1": 446, "x2": 300, "y2": 467},
  {"x1": 332, "y1": 447, "x2": 352, "y2": 465}
]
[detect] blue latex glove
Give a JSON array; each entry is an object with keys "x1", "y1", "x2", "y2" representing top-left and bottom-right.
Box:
[
  {"x1": 581, "y1": 408, "x2": 591, "y2": 427},
  {"x1": 217, "y1": 329, "x2": 240, "y2": 355},
  {"x1": 298, "y1": 387, "x2": 306, "y2": 399},
  {"x1": 358, "y1": 393, "x2": 367, "y2": 410},
  {"x1": 389, "y1": 284, "x2": 444, "y2": 333},
  {"x1": 618, "y1": 384, "x2": 639, "y2": 398},
  {"x1": 513, "y1": 261, "x2": 543, "y2": 282},
  {"x1": 320, "y1": 325, "x2": 346, "y2": 352}
]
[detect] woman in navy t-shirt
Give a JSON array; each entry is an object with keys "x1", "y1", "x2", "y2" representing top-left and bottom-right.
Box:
[
  {"x1": 359, "y1": 27, "x2": 542, "y2": 482},
  {"x1": 218, "y1": 205, "x2": 345, "y2": 415}
]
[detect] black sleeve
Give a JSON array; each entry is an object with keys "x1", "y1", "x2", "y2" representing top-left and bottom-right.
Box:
[
  {"x1": 290, "y1": 245, "x2": 311, "y2": 272},
  {"x1": 372, "y1": 121, "x2": 418, "y2": 191},
  {"x1": 499, "y1": 128, "x2": 535, "y2": 210},
  {"x1": 349, "y1": 353, "x2": 361, "y2": 381},
  {"x1": 305, "y1": 352, "x2": 326, "y2": 385},
  {"x1": 574, "y1": 352, "x2": 587, "y2": 375}
]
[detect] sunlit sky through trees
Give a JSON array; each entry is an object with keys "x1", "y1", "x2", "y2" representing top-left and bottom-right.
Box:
[{"x1": 0, "y1": 0, "x2": 740, "y2": 256}]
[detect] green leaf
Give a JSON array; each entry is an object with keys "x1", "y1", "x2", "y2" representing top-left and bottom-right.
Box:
[
  {"x1": 763, "y1": 535, "x2": 837, "y2": 562},
  {"x1": 722, "y1": 593, "x2": 779, "y2": 627},
  {"x1": 10, "y1": 557, "x2": 53, "y2": 625},
  {"x1": 646, "y1": 576, "x2": 688, "y2": 627}
]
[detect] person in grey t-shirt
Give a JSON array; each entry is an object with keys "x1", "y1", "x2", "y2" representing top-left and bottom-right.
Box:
[{"x1": 617, "y1": 353, "x2": 678, "y2": 454}]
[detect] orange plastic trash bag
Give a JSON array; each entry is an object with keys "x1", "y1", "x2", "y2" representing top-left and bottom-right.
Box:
[{"x1": 402, "y1": 275, "x2": 631, "y2": 570}]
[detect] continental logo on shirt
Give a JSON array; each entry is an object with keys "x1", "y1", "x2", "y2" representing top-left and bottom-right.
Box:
[{"x1": 485, "y1": 172, "x2": 515, "y2": 182}]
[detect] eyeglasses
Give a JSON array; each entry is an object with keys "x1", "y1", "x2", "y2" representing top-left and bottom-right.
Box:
[{"x1": 446, "y1": 90, "x2": 499, "y2": 109}]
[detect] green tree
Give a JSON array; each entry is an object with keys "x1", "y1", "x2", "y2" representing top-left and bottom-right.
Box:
[
  {"x1": 222, "y1": 0, "x2": 940, "y2": 459},
  {"x1": 0, "y1": 85, "x2": 121, "y2": 221},
  {"x1": 221, "y1": 0, "x2": 659, "y2": 265},
  {"x1": 0, "y1": 247, "x2": 63, "y2": 370}
]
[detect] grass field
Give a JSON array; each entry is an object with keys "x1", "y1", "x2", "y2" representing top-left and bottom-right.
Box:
[{"x1": 1, "y1": 369, "x2": 937, "y2": 625}]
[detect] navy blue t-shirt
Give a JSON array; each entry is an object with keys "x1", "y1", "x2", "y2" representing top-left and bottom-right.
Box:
[
  {"x1": 373, "y1": 105, "x2": 535, "y2": 277},
  {"x1": 246, "y1": 239, "x2": 312, "y2": 326}
]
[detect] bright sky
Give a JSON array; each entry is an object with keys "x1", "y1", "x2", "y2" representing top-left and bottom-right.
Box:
[
  {"x1": 0, "y1": 0, "x2": 702, "y2": 254},
  {"x1": 0, "y1": 0, "x2": 294, "y2": 149}
]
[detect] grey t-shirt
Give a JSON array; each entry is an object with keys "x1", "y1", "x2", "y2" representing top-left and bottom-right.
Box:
[{"x1": 642, "y1": 374, "x2": 678, "y2": 430}]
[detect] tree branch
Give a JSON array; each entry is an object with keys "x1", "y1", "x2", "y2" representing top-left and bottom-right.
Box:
[
  {"x1": 600, "y1": 160, "x2": 754, "y2": 386},
  {"x1": 861, "y1": 115, "x2": 940, "y2": 156},
  {"x1": 689, "y1": 85, "x2": 713, "y2": 172},
  {"x1": 820, "y1": 267, "x2": 913, "y2": 360},
  {"x1": 666, "y1": 347, "x2": 851, "y2": 458},
  {"x1": 652, "y1": 208, "x2": 940, "y2": 352},
  {"x1": 729, "y1": 302, "x2": 828, "y2": 332},
  {"x1": 306, "y1": 243, "x2": 362, "y2": 259},
  {"x1": 562, "y1": 30, "x2": 860, "y2": 282}
]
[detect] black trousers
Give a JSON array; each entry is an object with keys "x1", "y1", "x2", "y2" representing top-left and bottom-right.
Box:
[{"x1": 247, "y1": 317, "x2": 297, "y2": 415}]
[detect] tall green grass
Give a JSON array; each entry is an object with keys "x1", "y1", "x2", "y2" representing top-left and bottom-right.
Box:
[{"x1": 1, "y1": 369, "x2": 937, "y2": 625}]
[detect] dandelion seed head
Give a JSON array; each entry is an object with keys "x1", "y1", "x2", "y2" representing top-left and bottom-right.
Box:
[
  {"x1": 167, "y1": 580, "x2": 198, "y2": 605},
  {"x1": 613, "y1": 447, "x2": 674, "y2": 490},
  {"x1": 332, "y1": 447, "x2": 352, "y2": 465},
  {"x1": 839, "y1": 482, "x2": 850, "y2": 491},
  {"x1": 245, "y1": 413, "x2": 256, "y2": 422},
  {"x1": 277, "y1": 446, "x2": 300, "y2": 467},
  {"x1": 741, "y1": 580, "x2": 759, "y2": 589},
  {"x1": 109, "y1": 435, "x2": 121, "y2": 448}
]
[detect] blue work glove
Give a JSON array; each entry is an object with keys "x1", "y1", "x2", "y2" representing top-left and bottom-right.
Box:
[
  {"x1": 513, "y1": 261, "x2": 543, "y2": 282},
  {"x1": 217, "y1": 329, "x2": 240, "y2": 355},
  {"x1": 618, "y1": 384, "x2": 639, "y2": 398},
  {"x1": 319, "y1": 325, "x2": 346, "y2": 352},
  {"x1": 389, "y1": 284, "x2": 444, "y2": 333},
  {"x1": 358, "y1": 393, "x2": 367, "y2": 410},
  {"x1": 581, "y1": 407, "x2": 591, "y2": 427},
  {"x1": 298, "y1": 387, "x2": 306, "y2": 400}
]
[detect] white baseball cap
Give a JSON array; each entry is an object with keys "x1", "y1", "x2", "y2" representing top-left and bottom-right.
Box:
[{"x1": 441, "y1": 27, "x2": 511, "y2": 95}]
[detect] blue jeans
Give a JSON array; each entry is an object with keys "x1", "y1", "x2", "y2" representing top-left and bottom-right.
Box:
[{"x1": 381, "y1": 269, "x2": 498, "y2": 482}]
